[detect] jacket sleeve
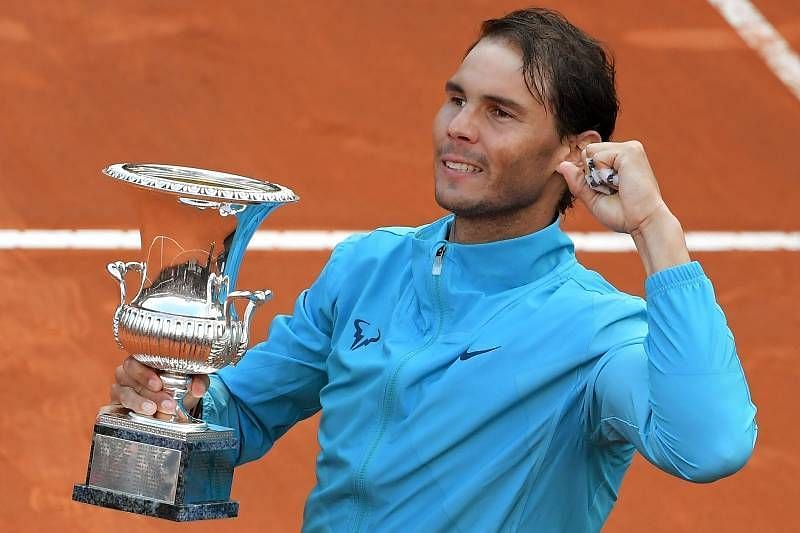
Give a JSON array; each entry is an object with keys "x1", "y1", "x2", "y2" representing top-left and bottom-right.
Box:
[
  {"x1": 202, "y1": 237, "x2": 355, "y2": 465},
  {"x1": 584, "y1": 261, "x2": 758, "y2": 482}
]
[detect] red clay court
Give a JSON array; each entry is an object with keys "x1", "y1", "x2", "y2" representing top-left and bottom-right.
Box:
[{"x1": 0, "y1": 1, "x2": 798, "y2": 531}]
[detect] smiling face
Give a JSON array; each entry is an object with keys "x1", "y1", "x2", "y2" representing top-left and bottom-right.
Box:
[{"x1": 433, "y1": 38, "x2": 572, "y2": 225}]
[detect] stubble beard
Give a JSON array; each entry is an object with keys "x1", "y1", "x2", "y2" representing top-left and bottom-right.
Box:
[
  {"x1": 434, "y1": 162, "x2": 550, "y2": 222},
  {"x1": 435, "y1": 185, "x2": 542, "y2": 220},
  {"x1": 432, "y1": 139, "x2": 565, "y2": 223}
]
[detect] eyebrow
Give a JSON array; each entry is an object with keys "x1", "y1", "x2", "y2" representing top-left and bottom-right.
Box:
[{"x1": 444, "y1": 80, "x2": 527, "y2": 116}]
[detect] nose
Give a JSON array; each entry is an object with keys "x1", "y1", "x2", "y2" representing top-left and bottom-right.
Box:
[{"x1": 447, "y1": 107, "x2": 478, "y2": 143}]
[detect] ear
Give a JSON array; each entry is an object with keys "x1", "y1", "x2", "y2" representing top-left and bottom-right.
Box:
[{"x1": 564, "y1": 130, "x2": 601, "y2": 167}]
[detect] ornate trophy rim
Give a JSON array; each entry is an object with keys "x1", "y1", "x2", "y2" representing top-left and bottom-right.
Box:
[{"x1": 103, "y1": 162, "x2": 299, "y2": 204}]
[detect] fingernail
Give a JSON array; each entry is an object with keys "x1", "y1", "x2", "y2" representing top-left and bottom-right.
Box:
[
  {"x1": 148, "y1": 377, "x2": 162, "y2": 391},
  {"x1": 143, "y1": 401, "x2": 157, "y2": 413},
  {"x1": 161, "y1": 399, "x2": 176, "y2": 412}
]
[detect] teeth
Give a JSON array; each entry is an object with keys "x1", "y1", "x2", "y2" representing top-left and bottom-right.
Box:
[{"x1": 444, "y1": 161, "x2": 481, "y2": 173}]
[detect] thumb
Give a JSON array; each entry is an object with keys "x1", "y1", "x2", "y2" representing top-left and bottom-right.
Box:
[
  {"x1": 556, "y1": 161, "x2": 596, "y2": 205},
  {"x1": 189, "y1": 375, "x2": 210, "y2": 397}
]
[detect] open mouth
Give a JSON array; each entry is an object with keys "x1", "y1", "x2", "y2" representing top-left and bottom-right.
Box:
[{"x1": 442, "y1": 159, "x2": 483, "y2": 173}]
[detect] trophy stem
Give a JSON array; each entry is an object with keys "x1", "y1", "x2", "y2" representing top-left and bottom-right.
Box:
[
  {"x1": 127, "y1": 371, "x2": 207, "y2": 432},
  {"x1": 160, "y1": 372, "x2": 197, "y2": 422}
]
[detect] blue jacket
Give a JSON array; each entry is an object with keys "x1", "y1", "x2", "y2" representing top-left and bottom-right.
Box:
[{"x1": 205, "y1": 215, "x2": 757, "y2": 532}]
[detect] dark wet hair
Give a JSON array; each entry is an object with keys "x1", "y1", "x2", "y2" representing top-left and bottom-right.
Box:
[{"x1": 469, "y1": 7, "x2": 619, "y2": 215}]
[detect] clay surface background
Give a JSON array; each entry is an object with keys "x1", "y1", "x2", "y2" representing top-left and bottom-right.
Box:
[{"x1": 0, "y1": 1, "x2": 798, "y2": 531}]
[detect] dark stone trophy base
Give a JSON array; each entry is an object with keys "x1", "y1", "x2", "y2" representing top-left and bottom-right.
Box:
[
  {"x1": 72, "y1": 406, "x2": 240, "y2": 521},
  {"x1": 71, "y1": 485, "x2": 238, "y2": 521}
]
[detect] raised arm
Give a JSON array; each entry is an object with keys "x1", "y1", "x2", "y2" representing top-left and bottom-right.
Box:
[
  {"x1": 584, "y1": 264, "x2": 757, "y2": 481},
  {"x1": 558, "y1": 141, "x2": 756, "y2": 480}
]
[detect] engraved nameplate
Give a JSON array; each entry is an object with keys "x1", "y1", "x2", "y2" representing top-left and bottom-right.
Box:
[{"x1": 88, "y1": 434, "x2": 182, "y2": 504}]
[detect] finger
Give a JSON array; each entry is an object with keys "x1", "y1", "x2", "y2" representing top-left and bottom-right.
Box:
[
  {"x1": 113, "y1": 383, "x2": 158, "y2": 415},
  {"x1": 109, "y1": 381, "x2": 123, "y2": 404},
  {"x1": 115, "y1": 364, "x2": 146, "y2": 391},
  {"x1": 157, "y1": 398, "x2": 177, "y2": 414},
  {"x1": 587, "y1": 150, "x2": 616, "y2": 169},
  {"x1": 188, "y1": 375, "x2": 210, "y2": 398},
  {"x1": 556, "y1": 161, "x2": 599, "y2": 206},
  {"x1": 583, "y1": 142, "x2": 619, "y2": 158},
  {"x1": 166, "y1": 376, "x2": 210, "y2": 414},
  {"x1": 122, "y1": 356, "x2": 163, "y2": 392},
  {"x1": 114, "y1": 365, "x2": 178, "y2": 413},
  {"x1": 556, "y1": 160, "x2": 582, "y2": 191}
]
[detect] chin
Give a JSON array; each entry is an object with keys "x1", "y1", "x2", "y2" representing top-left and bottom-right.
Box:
[
  {"x1": 435, "y1": 179, "x2": 484, "y2": 214},
  {"x1": 436, "y1": 186, "x2": 557, "y2": 221},
  {"x1": 435, "y1": 190, "x2": 492, "y2": 218},
  {"x1": 434, "y1": 187, "x2": 464, "y2": 213}
]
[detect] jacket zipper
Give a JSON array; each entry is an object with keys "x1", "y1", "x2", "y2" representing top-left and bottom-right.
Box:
[
  {"x1": 432, "y1": 244, "x2": 446, "y2": 275},
  {"x1": 351, "y1": 243, "x2": 448, "y2": 532}
]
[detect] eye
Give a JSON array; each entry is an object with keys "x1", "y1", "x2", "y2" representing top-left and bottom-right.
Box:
[
  {"x1": 490, "y1": 107, "x2": 513, "y2": 120},
  {"x1": 449, "y1": 95, "x2": 466, "y2": 107}
]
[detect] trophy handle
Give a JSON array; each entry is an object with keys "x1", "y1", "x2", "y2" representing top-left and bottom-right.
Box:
[
  {"x1": 224, "y1": 290, "x2": 271, "y2": 363},
  {"x1": 207, "y1": 272, "x2": 230, "y2": 308},
  {"x1": 107, "y1": 261, "x2": 146, "y2": 305}
]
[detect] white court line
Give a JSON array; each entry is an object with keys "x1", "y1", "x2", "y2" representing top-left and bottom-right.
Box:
[
  {"x1": 708, "y1": 0, "x2": 800, "y2": 101},
  {"x1": 0, "y1": 229, "x2": 798, "y2": 252}
]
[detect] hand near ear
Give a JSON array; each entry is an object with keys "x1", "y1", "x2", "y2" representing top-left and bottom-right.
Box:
[
  {"x1": 557, "y1": 140, "x2": 690, "y2": 275},
  {"x1": 557, "y1": 140, "x2": 667, "y2": 235}
]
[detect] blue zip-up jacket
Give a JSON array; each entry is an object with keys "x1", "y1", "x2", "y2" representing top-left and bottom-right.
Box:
[{"x1": 204, "y1": 215, "x2": 757, "y2": 532}]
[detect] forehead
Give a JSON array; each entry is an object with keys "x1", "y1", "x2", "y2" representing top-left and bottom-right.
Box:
[{"x1": 451, "y1": 39, "x2": 536, "y2": 105}]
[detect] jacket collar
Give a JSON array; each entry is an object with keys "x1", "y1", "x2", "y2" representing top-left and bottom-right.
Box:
[{"x1": 412, "y1": 214, "x2": 576, "y2": 293}]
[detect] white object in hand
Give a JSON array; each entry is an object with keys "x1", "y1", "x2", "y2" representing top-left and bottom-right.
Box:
[{"x1": 585, "y1": 158, "x2": 619, "y2": 195}]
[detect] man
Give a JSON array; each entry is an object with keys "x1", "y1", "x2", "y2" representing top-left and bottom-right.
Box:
[{"x1": 111, "y1": 8, "x2": 757, "y2": 532}]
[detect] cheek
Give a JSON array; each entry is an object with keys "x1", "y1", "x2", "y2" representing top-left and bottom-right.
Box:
[
  {"x1": 504, "y1": 131, "x2": 563, "y2": 170},
  {"x1": 485, "y1": 139, "x2": 532, "y2": 177},
  {"x1": 488, "y1": 141, "x2": 557, "y2": 189}
]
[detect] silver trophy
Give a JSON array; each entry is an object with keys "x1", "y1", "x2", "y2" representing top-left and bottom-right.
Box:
[{"x1": 73, "y1": 163, "x2": 297, "y2": 521}]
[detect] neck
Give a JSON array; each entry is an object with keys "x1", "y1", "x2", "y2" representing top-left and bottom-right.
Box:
[{"x1": 450, "y1": 204, "x2": 558, "y2": 244}]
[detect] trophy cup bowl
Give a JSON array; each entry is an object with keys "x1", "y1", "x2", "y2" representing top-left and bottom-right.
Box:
[{"x1": 72, "y1": 163, "x2": 297, "y2": 520}]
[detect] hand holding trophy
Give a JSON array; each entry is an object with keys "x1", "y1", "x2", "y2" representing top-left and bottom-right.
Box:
[
  {"x1": 111, "y1": 356, "x2": 209, "y2": 419},
  {"x1": 72, "y1": 163, "x2": 297, "y2": 521}
]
